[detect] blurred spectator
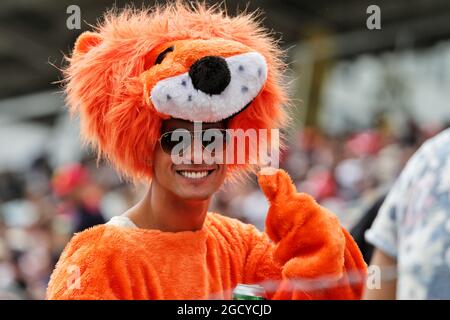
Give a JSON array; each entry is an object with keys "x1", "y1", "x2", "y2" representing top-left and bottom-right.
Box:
[
  {"x1": 351, "y1": 194, "x2": 387, "y2": 264},
  {"x1": 365, "y1": 128, "x2": 450, "y2": 299},
  {"x1": 0, "y1": 155, "x2": 137, "y2": 299},
  {"x1": 52, "y1": 163, "x2": 105, "y2": 233}
]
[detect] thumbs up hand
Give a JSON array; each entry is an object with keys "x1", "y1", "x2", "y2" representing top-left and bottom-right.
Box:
[{"x1": 257, "y1": 167, "x2": 345, "y2": 279}]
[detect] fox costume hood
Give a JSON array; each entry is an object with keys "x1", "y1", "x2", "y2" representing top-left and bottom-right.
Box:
[{"x1": 47, "y1": 2, "x2": 367, "y2": 300}]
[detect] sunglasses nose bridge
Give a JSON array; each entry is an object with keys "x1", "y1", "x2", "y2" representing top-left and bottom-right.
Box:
[
  {"x1": 171, "y1": 132, "x2": 203, "y2": 160},
  {"x1": 160, "y1": 129, "x2": 229, "y2": 158}
]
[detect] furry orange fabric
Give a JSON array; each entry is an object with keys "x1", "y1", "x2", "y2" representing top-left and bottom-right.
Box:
[
  {"x1": 65, "y1": 2, "x2": 287, "y2": 182},
  {"x1": 47, "y1": 169, "x2": 366, "y2": 300}
]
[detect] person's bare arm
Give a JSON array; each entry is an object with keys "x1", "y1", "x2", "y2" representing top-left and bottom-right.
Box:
[{"x1": 364, "y1": 248, "x2": 397, "y2": 300}]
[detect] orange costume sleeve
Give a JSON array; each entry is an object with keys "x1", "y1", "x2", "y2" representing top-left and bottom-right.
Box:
[{"x1": 46, "y1": 169, "x2": 367, "y2": 300}]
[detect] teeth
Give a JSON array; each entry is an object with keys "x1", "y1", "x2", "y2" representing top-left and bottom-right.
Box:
[{"x1": 179, "y1": 171, "x2": 210, "y2": 179}]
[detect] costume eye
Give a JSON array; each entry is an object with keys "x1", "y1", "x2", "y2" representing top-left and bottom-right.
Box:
[{"x1": 154, "y1": 46, "x2": 174, "y2": 65}]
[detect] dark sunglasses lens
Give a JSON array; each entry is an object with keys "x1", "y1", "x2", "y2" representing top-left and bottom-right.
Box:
[
  {"x1": 202, "y1": 129, "x2": 230, "y2": 152},
  {"x1": 160, "y1": 132, "x2": 191, "y2": 155}
]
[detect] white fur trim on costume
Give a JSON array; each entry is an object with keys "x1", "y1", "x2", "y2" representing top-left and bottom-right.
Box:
[
  {"x1": 150, "y1": 52, "x2": 268, "y2": 122},
  {"x1": 106, "y1": 216, "x2": 138, "y2": 229}
]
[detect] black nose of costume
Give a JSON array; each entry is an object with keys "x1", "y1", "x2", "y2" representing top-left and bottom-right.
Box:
[{"x1": 189, "y1": 56, "x2": 231, "y2": 95}]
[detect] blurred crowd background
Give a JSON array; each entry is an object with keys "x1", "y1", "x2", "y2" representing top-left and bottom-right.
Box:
[{"x1": 1, "y1": 0, "x2": 450, "y2": 299}]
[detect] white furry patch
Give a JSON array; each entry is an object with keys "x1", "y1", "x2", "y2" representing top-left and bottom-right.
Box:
[{"x1": 150, "y1": 52, "x2": 267, "y2": 122}]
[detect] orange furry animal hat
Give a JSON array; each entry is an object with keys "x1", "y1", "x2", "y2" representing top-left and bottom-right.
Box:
[{"x1": 64, "y1": 2, "x2": 288, "y2": 181}]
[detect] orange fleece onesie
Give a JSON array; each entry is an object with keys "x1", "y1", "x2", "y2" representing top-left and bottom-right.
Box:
[
  {"x1": 47, "y1": 169, "x2": 366, "y2": 299},
  {"x1": 46, "y1": 3, "x2": 367, "y2": 300}
]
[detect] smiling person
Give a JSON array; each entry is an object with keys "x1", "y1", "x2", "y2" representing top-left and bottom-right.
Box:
[
  {"x1": 46, "y1": 2, "x2": 366, "y2": 300},
  {"x1": 122, "y1": 118, "x2": 229, "y2": 233}
]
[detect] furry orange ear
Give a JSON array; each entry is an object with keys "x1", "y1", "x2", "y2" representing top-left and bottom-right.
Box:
[{"x1": 74, "y1": 31, "x2": 102, "y2": 55}]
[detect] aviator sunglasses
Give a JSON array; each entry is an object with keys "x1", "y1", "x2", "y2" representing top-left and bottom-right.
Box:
[{"x1": 158, "y1": 128, "x2": 231, "y2": 156}]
